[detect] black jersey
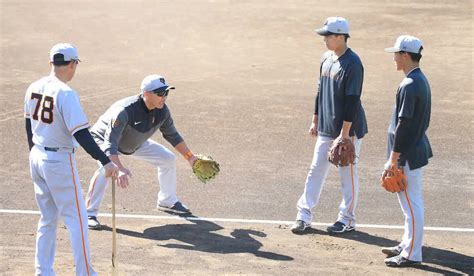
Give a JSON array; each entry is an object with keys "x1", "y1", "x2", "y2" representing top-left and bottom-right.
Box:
[
  {"x1": 388, "y1": 68, "x2": 433, "y2": 169},
  {"x1": 316, "y1": 48, "x2": 368, "y2": 139}
]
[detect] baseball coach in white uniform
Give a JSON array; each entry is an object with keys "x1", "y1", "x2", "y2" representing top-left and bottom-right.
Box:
[{"x1": 25, "y1": 43, "x2": 118, "y2": 276}]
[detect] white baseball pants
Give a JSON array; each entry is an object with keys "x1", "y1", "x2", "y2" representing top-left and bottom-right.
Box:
[
  {"x1": 86, "y1": 139, "x2": 179, "y2": 217},
  {"x1": 296, "y1": 135, "x2": 362, "y2": 227},
  {"x1": 29, "y1": 146, "x2": 97, "y2": 276},
  {"x1": 396, "y1": 164, "x2": 424, "y2": 262}
]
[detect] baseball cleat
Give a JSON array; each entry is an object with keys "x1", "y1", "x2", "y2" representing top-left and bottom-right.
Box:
[
  {"x1": 158, "y1": 201, "x2": 191, "y2": 215},
  {"x1": 385, "y1": 255, "x2": 420, "y2": 267},
  {"x1": 290, "y1": 220, "x2": 311, "y2": 234},
  {"x1": 87, "y1": 216, "x2": 102, "y2": 230},
  {"x1": 382, "y1": 246, "x2": 402, "y2": 258},
  {"x1": 326, "y1": 221, "x2": 355, "y2": 234}
]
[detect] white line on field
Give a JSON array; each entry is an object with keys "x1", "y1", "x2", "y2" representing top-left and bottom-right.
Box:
[{"x1": 1, "y1": 209, "x2": 473, "y2": 233}]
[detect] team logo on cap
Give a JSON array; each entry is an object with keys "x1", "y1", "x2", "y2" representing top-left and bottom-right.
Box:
[{"x1": 159, "y1": 78, "x2": 166, "y2": 85}]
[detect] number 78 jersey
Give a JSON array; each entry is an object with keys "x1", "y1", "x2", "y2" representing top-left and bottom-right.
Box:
[{"x1": 24, "y1": 75, "x2": 90, "y2": 149}]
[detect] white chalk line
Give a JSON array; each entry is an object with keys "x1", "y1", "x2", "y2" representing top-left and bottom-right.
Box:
[{"x1": 1, "y1": 209, "x2": 473, "y2": 233}]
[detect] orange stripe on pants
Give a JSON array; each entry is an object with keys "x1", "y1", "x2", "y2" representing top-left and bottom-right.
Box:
[
  {"x1": 86, "y1": 171, "x2": 100, "y2": 208},
  {"x1": 347, "y1": 136, "x2": 355, "y2": 226},
  {"x1": 69, "y1": 154, "x2": 91, "y2": 276},
  {"x1": 404, "y1": 188, "x2": 415, "y2": 259}
]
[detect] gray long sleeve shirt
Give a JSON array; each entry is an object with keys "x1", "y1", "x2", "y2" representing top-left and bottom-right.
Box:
[{"x1": 90, "y1": 94, "x2": 183, "y2": 155}]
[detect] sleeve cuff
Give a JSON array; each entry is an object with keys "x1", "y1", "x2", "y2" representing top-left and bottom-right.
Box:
[{"x1": 70, "y1": 122, "x2": 90, "y2": 135}]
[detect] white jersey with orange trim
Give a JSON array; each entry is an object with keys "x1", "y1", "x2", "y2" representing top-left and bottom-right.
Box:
[
  {"x1": 25, "y1": 73, "x2": 97, "y2": 276},
  {"x1": 24, "y1": 74, "x2": 89, "y2": 149}
]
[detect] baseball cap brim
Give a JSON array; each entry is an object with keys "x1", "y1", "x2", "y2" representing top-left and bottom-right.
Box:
[
  {"x1": 315, "y1": 28, "x2": 333, "y2": 36},
  {"x1": 151, "y1": 86, "x2": 175, "y2": 93},
  {"x1": 51, "y1": 53, "x2": 81, "y2": 63},
  {"x1": 315, "y1": 29, "x2": 350, "y2": 37},
  {"x1": 384, "y1": 47, "x2": 400, "y2": 53}
]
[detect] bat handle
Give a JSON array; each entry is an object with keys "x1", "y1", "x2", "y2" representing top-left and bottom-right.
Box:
[{"x1": 112, "y1": 176, "x2": 118, "y2": 274}]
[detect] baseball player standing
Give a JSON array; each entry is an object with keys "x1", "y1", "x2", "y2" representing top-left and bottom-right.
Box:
[
  {"x1": 24, "y1": 43, "x2": 119, "y2": 276},
  {"x1": 291, "y1": 17, "x2": 368, "y2": 234},
  {"x1": 381, "y1": 35, "x2": 432, "y2": 267},
  {"x1": 85, "y1": 74, "x2": 198, "y2": 230}
]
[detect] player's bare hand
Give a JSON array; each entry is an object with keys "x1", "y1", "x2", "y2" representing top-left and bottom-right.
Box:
[
  {"x1": 116, "y1": 168, "x2": 131, "y2": 188},
  {"x1": 382, "y1": 159, "x2": 398, "y2": 176},
  {"x1": 309, "y1": 122, "x2": 318, "y2": 137},
  {"x1": 120, "y1": 167, "x2": 132, "y2": 178},
  {"x1": 187, "y1": 155, "x2": 198, "y2": 167},
  {"x1": 335, "y1": 135, "x2": 351, "y2": 155},
  {"x1": 103, "y1": 162, "x2": 119, "y2": 178}
]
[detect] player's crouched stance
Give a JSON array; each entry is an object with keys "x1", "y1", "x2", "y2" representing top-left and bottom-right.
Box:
[
  {"x1": 381, "y1": 35, "x2": 432, "y2": 267},
  {"x1": 85, "y1": 74, "x2": 199, "y2": 230},
  {"x1": 25, "y1": 43, "x2": 119, "y2": 276}
]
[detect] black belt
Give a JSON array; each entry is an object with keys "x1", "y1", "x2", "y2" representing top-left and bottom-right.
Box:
[{"x1": 44, "y1": 147, "x2": 75, "y2": 153}]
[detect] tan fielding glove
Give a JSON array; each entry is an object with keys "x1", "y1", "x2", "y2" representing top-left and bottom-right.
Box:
[{"x1": 192, "y1": 154, "x2": 220, "y2": 184}]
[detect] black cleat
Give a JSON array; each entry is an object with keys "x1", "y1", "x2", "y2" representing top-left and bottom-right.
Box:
[
  {"x1": 290, "y1": 220, "x2": 311, "y2": 234},
  {"x1": 327, "y1": 221, "x2": 355, "y2": 234},
  {"x1": 158, "y1": 201, "x2": 191, "y2": 215},
  {"x1": 385, "y1": 255, "x2": 420, "y2": 267},
  {"x1": 382, "y1": 246, "x2": 402, "y2": 258},
  {"x1": 88, "y1": 216, "x2": 102, "y2": 230}
]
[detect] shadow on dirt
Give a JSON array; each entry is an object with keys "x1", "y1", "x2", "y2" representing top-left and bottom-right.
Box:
[
  {"x1": 302, "y1": 228, "x2": 473, "y2": 275},
  {"x1": 102, "y1": 214, "x2": 293, "y2": 261}
]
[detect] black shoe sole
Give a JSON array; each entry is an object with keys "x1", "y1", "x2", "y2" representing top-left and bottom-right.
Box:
[
  {"x1": 291, "y1": 227, "x2": 309, "y2": 234},
  {"x1": 327, "y1": 227, "x2": 355, "y2": 234},
  {"x1": 382, "y1": 248, "x2": 401, "y2": 258},
  {"x1": 88, "y1": 225, "x2": 102, "y2": 231},
  {"x1": 385, "y1": 261, "x2": 420, "y2": 267},
  {"x1": 158, "y1": 206, "x2": 191, "y2": 215}
]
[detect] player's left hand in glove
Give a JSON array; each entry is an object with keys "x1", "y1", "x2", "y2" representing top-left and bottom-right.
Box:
[
  {"x1": 192, "y1": 154, "x2": 220, "y2": 184},
  {"x1": 380, "y1": 163, "x2": 407, "y2": 193},
  {"x1": 328, "y1": 137, "x2": 356, "y2": 167}
]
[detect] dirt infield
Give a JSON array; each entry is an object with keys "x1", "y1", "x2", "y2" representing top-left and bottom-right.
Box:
[
  {"x1": 1, "y1": 213, "x2": 473, "y2": 275},
  {"x1": 0, "y1": 0, "x2": 473, "y2": 275}
]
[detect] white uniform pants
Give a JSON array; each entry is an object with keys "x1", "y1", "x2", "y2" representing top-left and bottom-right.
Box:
[
  {"x1": 296, "y1": 135, "x2": 362, "y2": 227},
  {"x1": 397, "y1": 164, "x2": 424, "y2": 262},
  {"x1": 86, "y1": 139, "x2": 179, "y2": 217},
  {"x1": 29, "y1": 146, "x2": 97, "y2": 276}
]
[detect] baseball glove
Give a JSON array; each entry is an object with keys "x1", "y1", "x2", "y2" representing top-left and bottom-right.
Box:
[
  {"x1": 380, "y1": 164, "x2": 407, "y2": 193},
  {"x1": 327, "y1": 137, "x2": 356, "y2": 167},
  {"x1": 192, "y1": 154, "x2": 220, "y2": 184}
]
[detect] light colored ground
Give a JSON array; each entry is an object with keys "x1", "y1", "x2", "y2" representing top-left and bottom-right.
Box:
[
  {"x1": 0, "y1": 0, "x2": 472, "y2": 275},
  {"x1": 1, "y1": 213, "x2": 473, "y2": 275}
]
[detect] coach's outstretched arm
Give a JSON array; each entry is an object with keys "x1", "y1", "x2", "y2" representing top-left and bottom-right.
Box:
[
  {"x1": 73, "y1": 128, "x2": 118, "y2": 178},
  {"x1": 106, "y1": 154, "x2": 131, "y2": 189},
  {"x1": 174, "y1": 141, "x2": 198, "y2": 166}
]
